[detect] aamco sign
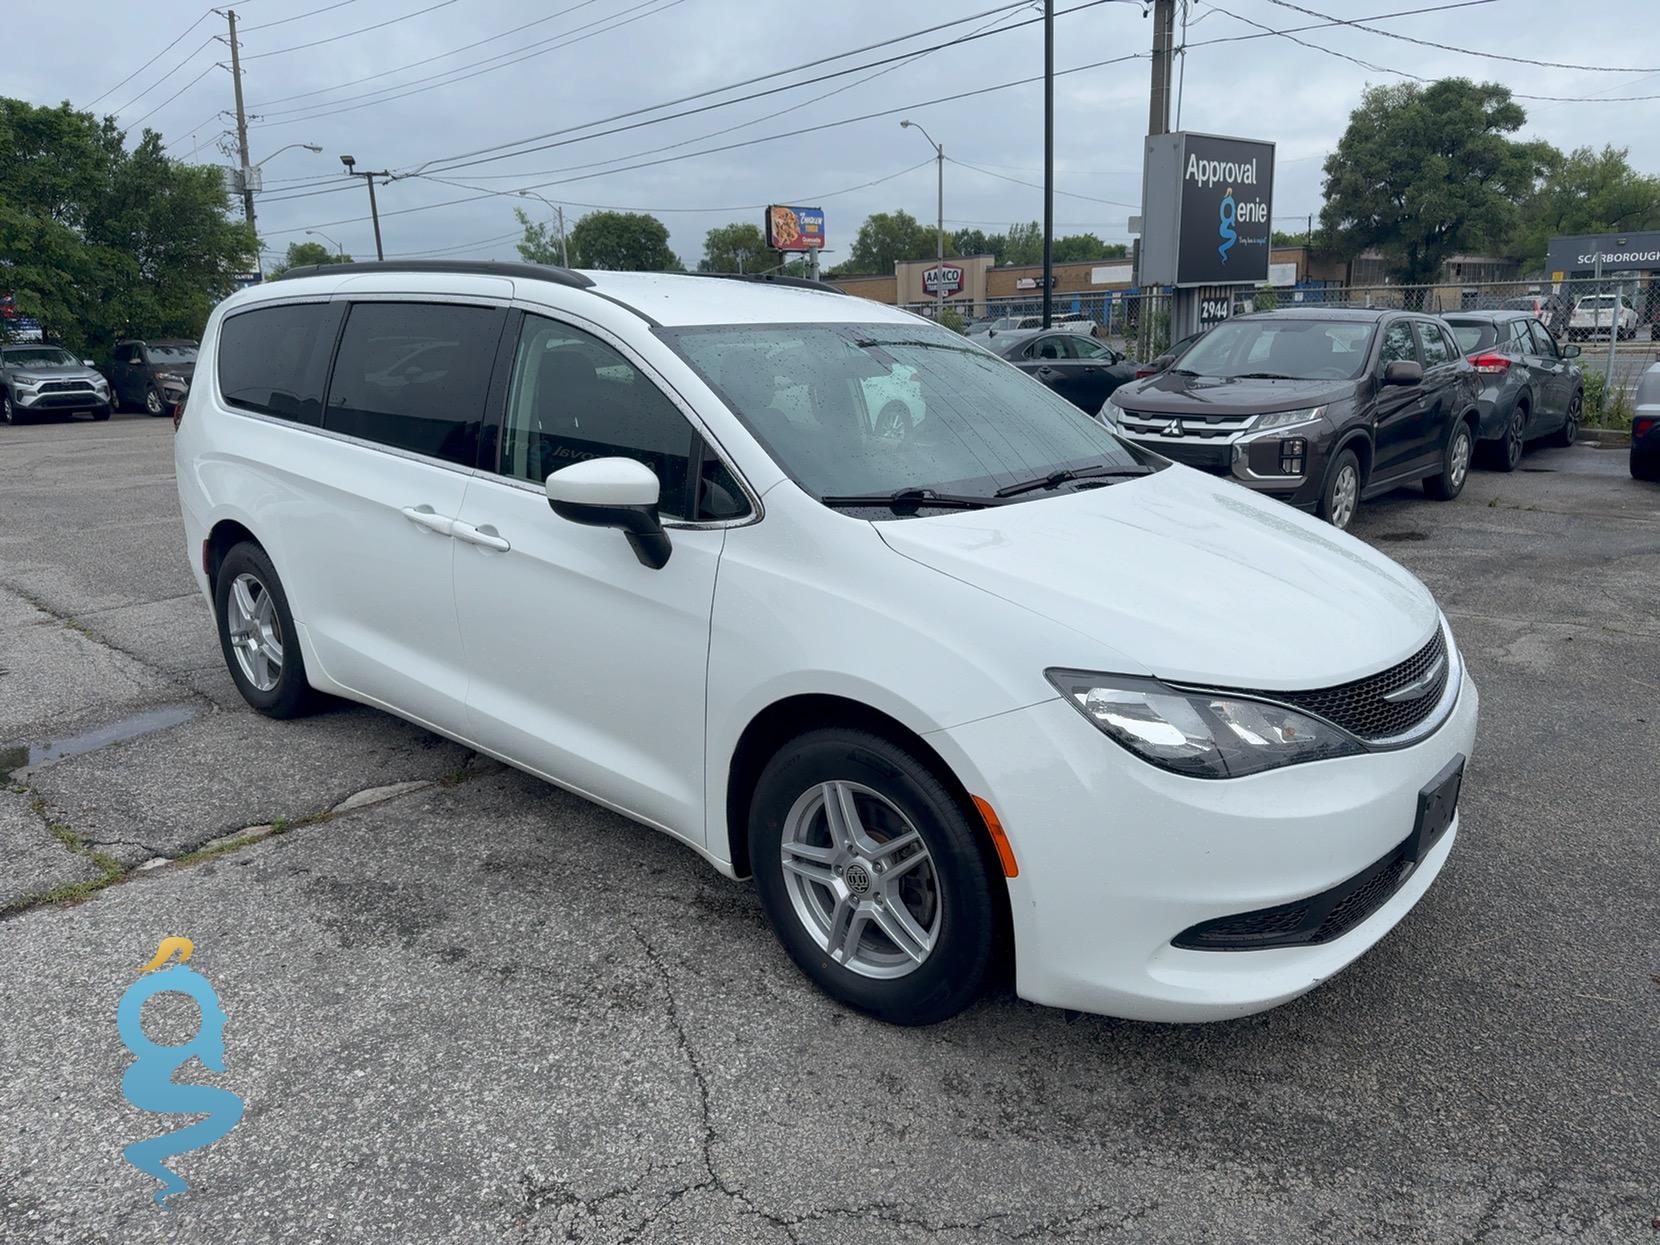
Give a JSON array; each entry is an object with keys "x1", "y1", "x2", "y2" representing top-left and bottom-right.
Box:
[{"x1": 923, "y1": 264, "x2": 964, "y2": 296}]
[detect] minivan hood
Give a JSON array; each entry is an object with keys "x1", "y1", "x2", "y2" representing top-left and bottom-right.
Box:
[
  {"x1": 1117, "y1": 371, "x2": 1354, "y2": 416},
  {"x1": 876, "y1": 466, "x2": 1437, "y2": 690}
]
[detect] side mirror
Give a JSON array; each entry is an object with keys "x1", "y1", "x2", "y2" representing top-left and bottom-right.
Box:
[
  {"x1": 544, "y1": 457, "x2": 671, "y2": 570},
  {"x1": 1383, "y1": 360, "x2": 1423, "y2": 386},
  {"x1": 82, "y1": 359, "x2": 95, "y2": 368},
  {"x1": 1562, "y1": 343, "x2": 1582, "y2": 358}
]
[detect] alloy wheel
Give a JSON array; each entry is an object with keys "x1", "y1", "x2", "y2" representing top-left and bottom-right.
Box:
[
  {"x1": 1449, "y1": 429, "x2": 1471, "y2": 490},
  {"x1": 1563, "y1": 396, "x2": 1580, "y2": 445},
  {"x1": 779, "y1": 780, "x2": 941, "y2": 979},
  {"x1": 225, "y1": 572, "x2": 284, "y2": 692},
  {"x1": 1, "y1": 396, "x2": 12, "y2": 425},
  {"x1": 145, "y1": 388, "x2": 163, "y2": 416},
  {"x1": 1329, "y1": 463, "x2": 1358, "y2": 530},
  {"x1": 1506, "y1": 411, "x2": 1525, "y2": 469}
]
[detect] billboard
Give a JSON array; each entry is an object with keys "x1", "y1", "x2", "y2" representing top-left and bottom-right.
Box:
[
  {"x1": 1543, "y1": 229, "x2": 1660, "y2": 276},
  {"x1": 766, "y1": 205, "x2": 825, "y2": 251},
  {"x1": 923, "y1": 264, "x2": 965, "y2": 296},
  {"x1": 1140, "y1": 132, "x2": 1274, "y2": 287}
]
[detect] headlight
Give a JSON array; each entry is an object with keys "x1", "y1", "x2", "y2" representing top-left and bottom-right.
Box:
[
  {"x1": 155, "y1": 371, "x2": 182, "y2": 383},
  {"x1": 1252, "y1": 405, "x2": 1326, "y2": 431},
  {"x1": 1046, "y1": 670, "x2": 1364, "y2": 779},
  {"x1": 93, "y1": 376, "x2": 109, "y2": 390}
]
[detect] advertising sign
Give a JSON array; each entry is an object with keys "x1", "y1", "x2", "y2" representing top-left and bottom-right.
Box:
[
  {"x1": 766, "y1": 205, "x2": 825, "y2": 251},
  {"x1": 924, "y1": 265, "x2": 965, "y2": 296},
  {"x1": 1543, "y1": 229, "x2": 1660, "y2": 276},
  {"x1": 1140, "y1": 132, "x2": 1275, "y2": 288}
]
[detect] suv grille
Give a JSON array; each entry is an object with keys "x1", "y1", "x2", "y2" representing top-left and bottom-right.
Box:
[
  {"x1": 1116, "y1": 410, "x2": 1255, "y2": 440},
  {"x1": 39, "y1": 380, "x2": 95, "y2": 394},
  {"x1": 1173, "y1": 841, "x2": 1414, "y2": 950},
  {"x1": 1238, "y1": 627, "x2": 1448, "y2": 742}
]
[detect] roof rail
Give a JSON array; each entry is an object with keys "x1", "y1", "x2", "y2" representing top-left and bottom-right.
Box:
[
  {"x1": 688, "y1": 271, "x2": 846, "y2": 295},
  {"x1": 272, "y1": 259, "x2": 595, "y2": 289}
]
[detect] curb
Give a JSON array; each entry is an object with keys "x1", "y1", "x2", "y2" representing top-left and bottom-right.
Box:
[{"x1": 1578, "y1": 428, "x2": 1631, "y2": 447}]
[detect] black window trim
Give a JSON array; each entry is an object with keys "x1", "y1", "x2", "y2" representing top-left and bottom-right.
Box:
[{"x1": 471, "y1": 301, "x2": 762, "y2": 530}]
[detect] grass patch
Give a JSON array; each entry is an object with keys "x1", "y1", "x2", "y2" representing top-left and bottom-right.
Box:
[
  {"x1": 0, "y1": 797, "x2": 128, "y2": 919},
  {"x1": 61, "y1": 618, "x2": 92, "y2": 635}
]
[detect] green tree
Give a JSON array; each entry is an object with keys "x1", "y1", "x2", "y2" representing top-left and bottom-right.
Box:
[
  {"x1": 1511, "y1": 145, "x2": 1660, "y2": 267},
  {"x1": 844, "y1": 210, "x2": 935, "y2": 274},
  {"x1": 951, "y1": 227, "x2": 997, "y2": 258},
  {"x1": 267, "y1": 240, "x2": 353, "y2": 279},
  {"x1": 513, "y1": 206, "x2": 566, "y2": 265},
  {"x1": 0, "y1": 98, "x2": 253, "y2": 356},
  {"x1": 698, "y1": 221, "x2": 774, "y2": 272},
  {"x1": 1051, "y1": 234, "x2": 1126, "y2": 263},
  {"x1": 1000, "y1": 221, "x2": 1045, "y2": 266},
  {"x1": 566, "y1": 210, "x2": 679, "y2": 271},
  {"x1": 1320, "y1": 79, "x2": 1549, "y2": 285}
]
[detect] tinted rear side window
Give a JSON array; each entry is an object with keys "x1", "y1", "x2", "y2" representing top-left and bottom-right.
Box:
[
  {"x1": 1446, "y1": 322, "x2": 1496, "y2": 353},
  {"x1": 323, "y1": 302, "x2": 504, "y2": 467},
  {"x1": 217, "y1": 302, "x2": 343, "y2": 426}
]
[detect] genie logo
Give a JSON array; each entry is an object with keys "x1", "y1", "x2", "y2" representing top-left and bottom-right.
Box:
[
  {"x1": 1218, "y1": 187, "x2": 1238, "y2": 264},
  {"x1": 117, "y1": 938, "x2": 244, "y2": 1207}
]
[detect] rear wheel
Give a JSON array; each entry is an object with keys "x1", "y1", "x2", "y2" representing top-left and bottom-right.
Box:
[
  {"x1": 1484, "y1": 405, "x2": 1526, "y2": 472},
  {"x1": 749, "y1": 729, "x2": 1001, "y2": 1026},
  {"x1": 1425, "y1": 420, "x2": 1473, "y2": 501},
  {"x1": 1551, "y1": 391, "x2": 1581, "y2": 448},
  {"x1": 213, "y1": 542, "x2": 319, "y2": 718},
  {"x1": 144, "y1": 385, "x2": 164, "y2": 417},
  {"x1": 1318, "y1": 448, "x2": 1361, "y2": 531}
]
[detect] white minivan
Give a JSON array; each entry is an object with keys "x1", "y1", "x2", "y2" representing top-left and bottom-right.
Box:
[{"x1": 175, "y1": 262, "x2": 1478, "y2": 1025}]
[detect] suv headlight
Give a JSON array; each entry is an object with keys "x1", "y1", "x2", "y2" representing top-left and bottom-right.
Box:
[
  {"x1": 1252, "y1": 405, "x2": 1326, "y2": 431},
  {"x1": 1046, "y1": 670, "x2": 1363, "y2": 779}
]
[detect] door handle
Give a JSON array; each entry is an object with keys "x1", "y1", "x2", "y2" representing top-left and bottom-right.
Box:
[
  {"x1": 452, "y1": 520, "x2": 511, "y2": 552},
  {"x1": 401, "y1": 505, "x2": 454, "y2": 536}
]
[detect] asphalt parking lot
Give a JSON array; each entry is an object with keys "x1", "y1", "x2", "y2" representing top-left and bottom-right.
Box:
[{"x1": 2, "y1": 409, "x2": 1655, "y2": 1244}]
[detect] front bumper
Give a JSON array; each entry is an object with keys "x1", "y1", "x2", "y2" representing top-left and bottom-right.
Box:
[
  {"x1": 1116, "y1": 428, "x2": 1325, "y2": 510},
  {"x1": 928, "y1": 669, "x2": 1479, "y2": 1022},
  {"x1": 15, "y1": 388, "x2": 109, "y2": 412}
]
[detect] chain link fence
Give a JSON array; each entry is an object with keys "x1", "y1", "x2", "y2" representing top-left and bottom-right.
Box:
[{"x1": 899, "y1": 276, "x2": 1656, "y2": 428}]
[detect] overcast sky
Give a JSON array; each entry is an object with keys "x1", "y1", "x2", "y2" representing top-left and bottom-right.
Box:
[{"x1": 15, "y1": 0, "x2": 1660, "y2": 270}]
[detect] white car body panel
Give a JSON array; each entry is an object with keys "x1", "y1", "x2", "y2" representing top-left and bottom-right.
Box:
[{"x1": 176, "y1": 267, "x2": 1480, "y2": 1023}]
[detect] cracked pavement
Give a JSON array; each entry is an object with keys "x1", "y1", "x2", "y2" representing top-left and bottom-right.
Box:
[{"x1": 1, "y1": 413, "x2": 1655, "y2": 1243}]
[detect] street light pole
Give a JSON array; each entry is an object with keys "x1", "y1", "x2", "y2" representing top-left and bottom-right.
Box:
[
  {"x1": 339, "y1": 155, "x2": 387, "y2": 260},
  {"x1": 901, "y1": 120, "x2": 945, "y2": 322},
  {"x1": 516, "y1": 190, "x2": 569, "y2": 266},
  {"x1": 306, "y1": 230, "x2": 344, "y2": 257}
]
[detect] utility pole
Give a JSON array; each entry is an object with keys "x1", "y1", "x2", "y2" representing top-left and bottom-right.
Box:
[
  {"x1": 1042, "y1": 0, "x2": 1054, "y2": 329},
  {"x1": 901, "y1": 120, "x2": 946, "y2": 321},
  {"x1": 556, "y1": 206, "x2": 568, "y2": 267},
  {"x1": 340, "y1": 156, "x2": 387, "y2": 260},
  {"x1": 1149, "y1": 0, "x2": 1175, "y2": 136},
  {"x1": 226, "y1": 10, "x2": 257, "y2": 267}
]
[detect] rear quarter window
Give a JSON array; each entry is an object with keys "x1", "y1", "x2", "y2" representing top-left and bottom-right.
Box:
[{"x1": 217, "y1": 302, "x2": 344, "y2": 426}]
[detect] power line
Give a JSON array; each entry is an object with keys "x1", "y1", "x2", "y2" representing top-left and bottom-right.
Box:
[
  {"x1": 1262, "y1": 0, "x2": 1660, "y2": 73},
  {"x1": 259, "y1": 52, "x2": 1145, "y2": 236},
  {"x1": 385, "y1": 229, "x2": 525, "y2": 258},
  {"x1": 947, "y1": 157, "x2": 1140, "y2": 208},
  {"x1": 110, "y1": 35, "x2": 218, "y2": 115},
  {"x1": 129, "y1": 63, "x2": 223, "y2": 130},
  {"x1": 88, "y1": 7, "x2": 215, "y2": 108},
  {"x1": 249, "y1": 0, "x2": 682, "y2": 126},
  {"x1": 242, "y1": 0, "x2": 363, "y2": 31},
  {"x1": 245, "y1": 0, "x2": 604, "y2": 108},
  {"x1": 240, "y1": 0, "x2": 461, "y2": 60}
]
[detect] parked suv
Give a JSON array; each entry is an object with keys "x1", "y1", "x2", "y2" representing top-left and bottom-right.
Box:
[
  {"x1": 175, "y1": 262, "x2": 1477, "y2": 1026},
  {"x1": 1442, "y1": 311, "x2": 1583, "y2": 470},
  {"x1": 1105, "y1": 309, "x2": 1481, "y2": 530},
  {"x1": 111, "y1": 338, "x2": 198, "y2": 415},
  {"x1": 1568, "y1": 294, "x2": 1638, "y2": 341},
  {"x1": 1, "y1": 344, "x2": 111, "y2": 423}
]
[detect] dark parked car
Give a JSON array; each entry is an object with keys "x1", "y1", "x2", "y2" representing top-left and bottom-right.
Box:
[
  {"x1": 110, "y1": 338, "x2": 197, "y2": 415},
  {"x1": 1137, "y1": 328, "x2": 1208, "y2": 378},
  {"x1": 1, "y1": 344, "x2": 112, "y2": 423},
  {"x1": 1442, "y1": 311, "x2": 1583, "y2": 471},
  {"x1": 1104, "y1": 309, "x2": 1481, "y2": 530},
  {"x1": 1631, "y1": 364, "x2": 1660, "y2": 481},
  {"x1": 992, "y1": 330, "x2": 1137, "y2": 412}
]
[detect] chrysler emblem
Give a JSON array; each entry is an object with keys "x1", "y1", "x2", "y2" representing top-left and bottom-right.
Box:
[{"x1": 1382, "y1": 653, "x2": 1446, "y2": 703}]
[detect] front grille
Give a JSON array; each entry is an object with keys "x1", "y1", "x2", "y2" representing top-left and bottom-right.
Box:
[
  {"x1": 1239, "y1": 627, "x2": 1449, "y2": 742},
  {"x1": 1174, "y1": 842, "x2": 1414, "y2": 951},
  {"x1": 1117, "y1": 410, "x2": 1255, "y2": 440},
  {"x1": 38, "y1": 380, "x2": 95, "y2": 394}
]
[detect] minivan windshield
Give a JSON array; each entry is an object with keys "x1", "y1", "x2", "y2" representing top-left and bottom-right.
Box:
[
  {"x1": 1174, "y1": 318, "x2": 1377, "y2": 380},
  {"x1": 1, "y1": 346, "x2": 79, "y2": 369},
  {"x1": 661, "y1": 322, "x2": 1151, "y2": 509}
]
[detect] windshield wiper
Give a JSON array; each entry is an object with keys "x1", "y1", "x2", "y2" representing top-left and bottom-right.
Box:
[
  {"x1": 1168, "y1": 367, "x2": 1200, "y2": 377},
  {"x1": 1232, "y1": 371, "x2": 1295, "y2": 380},
  {"x1": 993, "y1": 465, "x2": 1152, "y2": 498},
  {"x1": 819, "y1": 487, "x2": 1000, "y2": 512}
]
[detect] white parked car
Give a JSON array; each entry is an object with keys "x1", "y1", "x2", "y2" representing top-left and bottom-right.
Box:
[
  {"x1": 1567, "y1": 294, "x2": 1638, "y2": 340},
  {"x1": 175, "y1": 262, "x2": 1478, "y2": 1026}
]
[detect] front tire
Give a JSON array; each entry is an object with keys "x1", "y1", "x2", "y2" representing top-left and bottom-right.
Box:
[
  {"x1": 1318, "y1": 448, "x2": 1361, "y2": 530},
  {"x1": 1425, "y1": 420, "x2": 1473, "y2": 501},
  {"x1": 1552, "y1": 391, "x2": 1581, "y2": 448},
  {"x1": 213, "y1": 542, "x2": 319, "y2": 718},
  {"x1": 144, "y1": 385, "x2": 164, "y2": 417},
  {"x1": 749, "y1": 729, "x2": 1001, "y2": 1026},
  {"x1": 1, "y1": 394, "x2": 14, "y2": 425}
]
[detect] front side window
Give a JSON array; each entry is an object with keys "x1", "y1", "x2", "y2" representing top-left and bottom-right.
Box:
[
  {"x1": 1527, "y1": 320, "x2": 1559, "y2": 357},
  {"x1": 323, "y1": 302, "x2": 503, "y2": 466},
  {"x1": 1415, "y1": 322, "x2": 1451, "y2": 367},
  {"x1": 500, "y1": 315, "x2": 738, "y2": 521},
  {"x1": 660, "y1": 322, "x2": 1148, "y2": 507},
  {"x1": 1379, "y1": 322, "x2": 1419, "y2": 367},
  {"x1": 218, "y1": 302, "x2": 342, "y2": 425},
  {"x1": 1178, "y1": 318, "x2": 1376, "y2": 380}
]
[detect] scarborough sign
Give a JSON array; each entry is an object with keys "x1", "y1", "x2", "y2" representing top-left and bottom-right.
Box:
[{"x1": 1140, "y1": 132, "x2": 1275, "y2": 288}]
